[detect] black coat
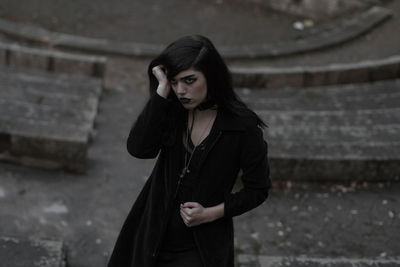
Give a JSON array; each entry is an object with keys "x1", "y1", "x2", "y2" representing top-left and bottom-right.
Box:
[{"x1": 108, "y1": 93, "x2": 271, "y2": 267}]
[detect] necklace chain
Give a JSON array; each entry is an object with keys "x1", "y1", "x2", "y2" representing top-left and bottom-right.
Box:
[
  {"x1": 180, "y1": 111, "x2": 214, "y2": 178},
  {"x1": 175, "y1": 110, "x2": 215, "y2": 199}
]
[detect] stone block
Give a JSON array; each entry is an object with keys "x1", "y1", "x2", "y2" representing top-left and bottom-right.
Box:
[
  {"x1": 8, "y1": 135, "x2": 87, "y2": 172},
  {"x1": 303, "y1": 71, "x2": 327, "y2": 87},
  {"x1": 53, "y1": 57, "x2": 95, "y2": 77},
  {"x1": 371, "y1": 63, "x2": 400, "y2": 81},
  {"x1": 0, "y1": 65, "x2": 102, "y2": 173},
  {"x1": 11, "y1": 134, "x2": 87, "y2": 161},
  {"x1": 92, "y1": 61, "x2": 106, "y2": 78},
  {"x1": 51, "y1": 51, "x2": 106, "y2": 78},
  {"x1": 254, "y1": 256, "x2": 400, "y2": 267},
  {"x1": 0, "y1": 41, "x2": 106, "y2": 78},
  {"x1": 232, "y1": 72, "x2": 268, "y2": 89},
  {"x1": 335, "y1": 68, "x2": 371, "y2": 84},
  {"x1": 0, "y1": 48, "x2": 6, "y2": 64},
  {"x1": 0, "y1": 236, "x2": 66, "y2": 267},
  {"x1": 8, "y1": 49, "x2": 49, "y2": 71},
  {"x1": 0, "y1": 132, "x2": 10, "y2": 153},
  {"x1": 266, "y1": 72, "x2": 304, "y2": 89}
]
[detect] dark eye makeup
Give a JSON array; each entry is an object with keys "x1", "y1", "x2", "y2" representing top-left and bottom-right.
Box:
[
  {"x1": 184, "y1": 77, "x2": 196, "y2": 84},
  {"x1": 170, "y1": 75, "x2": 197, "y2": 86}
]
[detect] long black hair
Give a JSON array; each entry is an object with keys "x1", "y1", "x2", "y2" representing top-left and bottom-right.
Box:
[{"x1": 147, "y1": 35, "x2": 266, "y2": 128}]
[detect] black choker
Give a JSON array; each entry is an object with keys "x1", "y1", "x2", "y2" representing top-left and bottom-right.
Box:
[{"x1": 196, "y1": 100, "x2": 215, "y2": 111}]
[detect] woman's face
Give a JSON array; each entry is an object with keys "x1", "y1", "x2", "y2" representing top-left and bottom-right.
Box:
[{"x1": 170, "y1": 68, "x2": 207, "y2": 110}]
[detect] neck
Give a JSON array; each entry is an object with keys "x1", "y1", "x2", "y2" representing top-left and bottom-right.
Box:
[
  {"x1": 187, "y1": 107, "x2": 217, "y2": 131},
  {"x1": 189, "y1": 107, "x2": 216, "y2": 118}
]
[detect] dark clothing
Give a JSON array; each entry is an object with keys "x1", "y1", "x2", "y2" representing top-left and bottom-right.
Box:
[
  {"x1": 162, "y1": 134, "x2": 210, "y2": 253},
  {"x1": 156, "y1": 248, "x2": 203, "y2": 267},
  {"x1": 161, "y1": 200, "x2": 196, "y2": 252},
  {"x1": 108, "y1": 93, "x2": 271, "y2": 267}
]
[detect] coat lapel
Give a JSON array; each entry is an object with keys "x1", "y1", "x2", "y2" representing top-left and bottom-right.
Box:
[{"x1": 192, "y1": 109, "x2": 245, "y2": 200}]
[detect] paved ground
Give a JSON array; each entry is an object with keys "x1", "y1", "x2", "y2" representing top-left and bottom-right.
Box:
[
  {"x1": 0, "y1": 0, "x2": 399, "y2": 67},
  {"x1": 0, "y1": 0, "x2": 302, "y2": 46}
]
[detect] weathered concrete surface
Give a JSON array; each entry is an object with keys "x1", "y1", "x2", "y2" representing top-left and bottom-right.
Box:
[
  {"x1": 0, "y1": 41, "x2": 107, "y2": 78},
  {"x1": 0, "y1": 6, "x2": 392, "y2": 58},
  {"x1": 232, "y1": 56, "x2": 400, "y2": 89},
  {"x1": 0, "y1": 65, "x2": 102, "y2": 172},
  {"x1": 0, "y1": 236, "x2": 66, "y2": 267},
  {"x1": 236, "y1": 80, "x2": 400, "y2": 181},
  {"x1": 237, "y1": 255, "x2": 400, "y2": 267},
  {"x1": 265, "y1": 0, "x2": 380, "y2": 19}
]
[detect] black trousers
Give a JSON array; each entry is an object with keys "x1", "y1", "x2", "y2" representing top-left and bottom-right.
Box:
[{"x1": 156, "y1": 248, "x2": 203, "y2": 267}]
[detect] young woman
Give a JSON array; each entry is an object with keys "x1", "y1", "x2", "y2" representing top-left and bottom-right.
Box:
[{"x1": 108, "y1": 35, "x2": 270, "y2": 267}]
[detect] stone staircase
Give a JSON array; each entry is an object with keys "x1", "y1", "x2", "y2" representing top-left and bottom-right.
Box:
[
  {"x1": 237, "y1": 255, "x2": 400, "y2": 267},
  {"x1": 0, "y1": 39, "x2": 107, "y2": 266},
  {"x1": 235, "y1": 65, "x2": 400, "y2": 181},
  {"x1": 0, "y1": 41, "x2": 106, "y2": 173}
]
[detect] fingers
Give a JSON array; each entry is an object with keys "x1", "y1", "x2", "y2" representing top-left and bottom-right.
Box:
[
  {"x1": 180, "y1": 202, "x2": 204, "y2": 227},
  {"x1": 181, "y1": 202, "x2": 200, "y2": 209},
  {"x1": 180, "y1": 208, "x2": 197, "y2": 227},
  {"x1": 153, "y1": 65, "x2": 171, "y2": 98},
  {"x1": 152, "y1": 65, "x2": 167, "y2": 80}
]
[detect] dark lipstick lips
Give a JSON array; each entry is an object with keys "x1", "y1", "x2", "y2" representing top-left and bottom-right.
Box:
[{"x1": 179, "y1": 98, "x2": 191, "y2": 104}]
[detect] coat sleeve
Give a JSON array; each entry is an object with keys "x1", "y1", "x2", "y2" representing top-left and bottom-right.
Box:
[
  {"x1": 224, "y1": 124, "x2": 271, "y2": 218},
  {"x1": 127, "y1": 93, "x2": 172, "y2": 159}
]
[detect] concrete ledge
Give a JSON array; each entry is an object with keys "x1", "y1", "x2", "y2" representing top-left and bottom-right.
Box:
[
  {"x1": 0, "y1": 236, "x2": 66, "y2": 267},
  {"x1": 237, "y1": 255, "x2": 400, "y2": 267},
  {"x1": 0, "y1": 41, "x2": 107, "y2": 78},
  {"x1": 239, "y1": 79, "x2": 400, "y2": 181},
  {"x1": 232, "y1": 55, "x2": 400, "y2": 89},
  {"x1": 269, "y1": 157, "x2": 399, "y2": 182},
  {"x1": 0, "y1": 66, "x2": 102, "y2": 173},
  {"x1": 0, "y1": 6, "x2": 392, "y2": 59}
]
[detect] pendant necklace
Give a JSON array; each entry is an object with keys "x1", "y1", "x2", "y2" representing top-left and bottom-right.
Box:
[{"x1": 176, "y1": 110, "x2": 214, "y2": 197}]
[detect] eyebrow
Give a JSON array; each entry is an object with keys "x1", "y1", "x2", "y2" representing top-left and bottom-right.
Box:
[{"x1": 173, "y1": 74, "x2": 196, "y2": 81}]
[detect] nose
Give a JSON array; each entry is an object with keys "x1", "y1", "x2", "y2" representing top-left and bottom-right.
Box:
[{"x1": 175, "y1": 82, "x2": 187, "y2": 95}]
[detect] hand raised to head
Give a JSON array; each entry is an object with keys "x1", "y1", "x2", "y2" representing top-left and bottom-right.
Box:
[{"x1": 152, "y1": 65, "x2": 171, "y2": 98}]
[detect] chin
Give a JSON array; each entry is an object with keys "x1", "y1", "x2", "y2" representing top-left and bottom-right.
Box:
[{"x1": 182, "y1": 103, "x2": 197, "y2": 110}]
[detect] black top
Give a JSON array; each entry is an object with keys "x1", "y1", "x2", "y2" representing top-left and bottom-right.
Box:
[{"x1": 161, "y1": 130, "x2": 211, "y2": 252}]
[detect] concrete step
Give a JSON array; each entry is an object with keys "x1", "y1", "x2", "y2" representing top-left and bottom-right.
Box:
[
  {"x1": 259, "y1": 108, "x2": 400, "y2": 127},
  {"x1": 270, "y1": 141, "x2": 400, "y2": 160},
  {"x1": 0, "y1": 98, "x2": 96, "y2": 126},
  {"x1": 238, "y1": 80, "x2": 400, "y2": 99},
  {"x1": 239, "y1": 80, "x2": 400, "y2": 181},
  {"x1": 266, "y1": 124, "x2": 400, "y2": 143},
  {"x1": 0, "y1": 40, "x2": 107, "y2": 78},
  {"x1": 237, "y1": 255, "x2": 400, "y2": 267},
  {"x1": 0, "y1": 236, "x2": 66, "y2": 267},
  {"x1": 244, "y1": 92, "x2": 400, "y2": 111},
  {"x1": 0, "y1": 66, "x2": 102, "y2": 97},
  {"x1": 232, "y1": 55, "x2": 400, "y2": 89},
  {"x1": 0, "y1": 87, "x2": 98, "y2": 110},
  {"x1": 237, "y1": 80, "x2": 400, "y2": 111},
  {"x1": 0, "y1": 65, "x2": 102, "y2": 172}
]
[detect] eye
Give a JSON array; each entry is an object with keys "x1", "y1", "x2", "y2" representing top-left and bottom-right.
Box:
[
  {"x1": 185, "y1": 77, "x2": 196, "y2": 84},
  {"x1": 170, "y1": 79, "x2": 177, "y2": 86}
]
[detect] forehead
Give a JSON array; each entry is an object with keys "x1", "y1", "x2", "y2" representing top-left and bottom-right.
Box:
[{"x1": 173, "y1": 68, "x2": 203, "y2": 80}]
